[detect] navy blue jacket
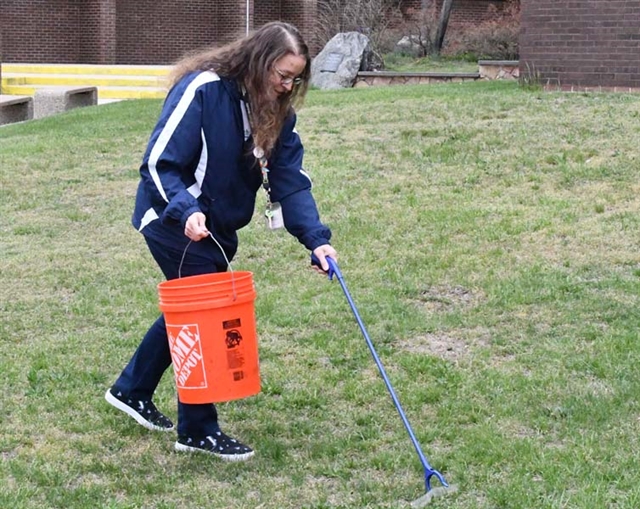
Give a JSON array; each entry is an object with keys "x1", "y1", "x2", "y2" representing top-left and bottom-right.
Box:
[{"x1": 132, "y1": 70, "x2": 331, "y2": 264}]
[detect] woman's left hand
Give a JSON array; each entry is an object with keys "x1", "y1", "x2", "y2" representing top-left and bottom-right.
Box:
[{"x1": 311, "y1": 244, "x2": 338, "y2": 274}]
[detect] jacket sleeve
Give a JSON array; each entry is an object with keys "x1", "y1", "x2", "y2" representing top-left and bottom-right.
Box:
[
  {"x1": 269, "y1": 113, "x2": 332, "y2": 251},
  {"x1": 139, "y1": 72, "x2": 219, "y2": 227}
]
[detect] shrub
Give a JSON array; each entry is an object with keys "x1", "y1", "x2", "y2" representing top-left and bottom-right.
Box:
[{"x1": 444, "y1": 0, "x2": 520, "y2": 61}]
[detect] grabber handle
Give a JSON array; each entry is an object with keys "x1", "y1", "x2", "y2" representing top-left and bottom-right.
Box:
[{"x1": 310, "y1": 253, "x2": 340, "y2": 280}]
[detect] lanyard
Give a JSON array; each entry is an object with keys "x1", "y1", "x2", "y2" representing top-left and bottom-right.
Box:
[
  {"x1": 253, "y1": 145, "x2": 273, "y2": 209},
  {"x1": 239, "y1": 86, "x2": 280, "y2": 227}
]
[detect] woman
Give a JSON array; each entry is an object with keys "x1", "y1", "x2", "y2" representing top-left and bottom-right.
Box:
[{"x1": 105, "y1": 21, "x2": 337, "y2": 462}]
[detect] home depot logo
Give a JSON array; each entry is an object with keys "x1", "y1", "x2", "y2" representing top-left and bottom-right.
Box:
[{"x1": 166, "y1": 324, "x2": 207, "y2": 389}]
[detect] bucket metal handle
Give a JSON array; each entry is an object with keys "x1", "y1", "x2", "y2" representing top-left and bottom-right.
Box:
[{"x1": 179, "y1": 233, "x2": 237, "y2": 300}]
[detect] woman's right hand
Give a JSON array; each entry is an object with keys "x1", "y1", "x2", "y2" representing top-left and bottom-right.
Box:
[{"x1": 184, "y1": 212, "x2": 210, "y2": 241}]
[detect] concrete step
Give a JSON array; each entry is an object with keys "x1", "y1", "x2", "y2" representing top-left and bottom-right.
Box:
[
  {"x1": 1, "y1": 63, "x2": 169, "y2": 101},
  {"x1": 2, "y1": 83, "x2": 166, "y2": 100},
  {"x1": 4, "y1": 73, "x2": 166, "y2": 88},
  {"x1": 2, "y1": 63, "x2": 171, "y2": 76}
]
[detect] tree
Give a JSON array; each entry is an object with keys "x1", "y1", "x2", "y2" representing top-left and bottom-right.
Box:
[
  {"x1": 434, "y1": 0, "x2": 454, "y2": 54},
  {"x1": 399, "y1": 0, "x2": 453, "y2": 58}
]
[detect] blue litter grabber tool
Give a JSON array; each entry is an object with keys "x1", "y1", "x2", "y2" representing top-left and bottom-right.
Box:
[{"x1": 311, "y1": 255, "x2": 457, "y2": 507}]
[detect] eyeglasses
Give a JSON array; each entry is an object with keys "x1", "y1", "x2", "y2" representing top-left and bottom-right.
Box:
[{"x1": 274, "y1": 66, "x2": 303, "y2": 86}]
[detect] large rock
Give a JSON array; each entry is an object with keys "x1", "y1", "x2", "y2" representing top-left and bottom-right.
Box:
[{"x1": 311, "y1": 32, "x2": 370, "y2": 90}]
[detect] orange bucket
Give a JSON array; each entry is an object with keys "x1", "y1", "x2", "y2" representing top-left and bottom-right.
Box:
[{"x1": 157, "y1": 271, "x2": 261, "y2": 404}]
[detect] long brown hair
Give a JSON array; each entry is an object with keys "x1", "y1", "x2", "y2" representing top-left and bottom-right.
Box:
[{"x1": 168, "y1": 22, "x2": 311, "y2": 155}]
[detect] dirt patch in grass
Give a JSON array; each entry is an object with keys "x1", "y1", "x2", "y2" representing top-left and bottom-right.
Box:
[
  {"x1": 412, "y1": 284, "x2": 485, "y2": 313},
  {"x1": 397, "y1": 327, "x2": 492, "y2": 362}
]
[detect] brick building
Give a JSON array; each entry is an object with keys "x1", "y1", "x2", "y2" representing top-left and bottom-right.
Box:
[
  {"x1": 520, "y1": 0, "x2": 640, "y2": 89},
  {"x1": 0, "y1": 0, "x2": 318, "y2": 65},
  {"x1": 0, "y1": 0, "x2": 507, "y2": 65}
]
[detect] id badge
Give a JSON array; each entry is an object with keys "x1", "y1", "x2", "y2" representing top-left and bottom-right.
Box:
[{"x1": 265, "y1": 202, "x2": 284, "y2": 230}]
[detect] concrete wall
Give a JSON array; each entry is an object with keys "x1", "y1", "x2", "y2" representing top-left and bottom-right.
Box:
[{"x1": 520, "y1": 0, "x2": 640, "y2": 89}]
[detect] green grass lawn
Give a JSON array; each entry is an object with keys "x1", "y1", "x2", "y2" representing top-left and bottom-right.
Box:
[
  {"x1": 1, "y1": 81, "x2": 640, "y2": 508},
  {"x1": 382, "y1": 54, "x2": 479, "y2": 73}
]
